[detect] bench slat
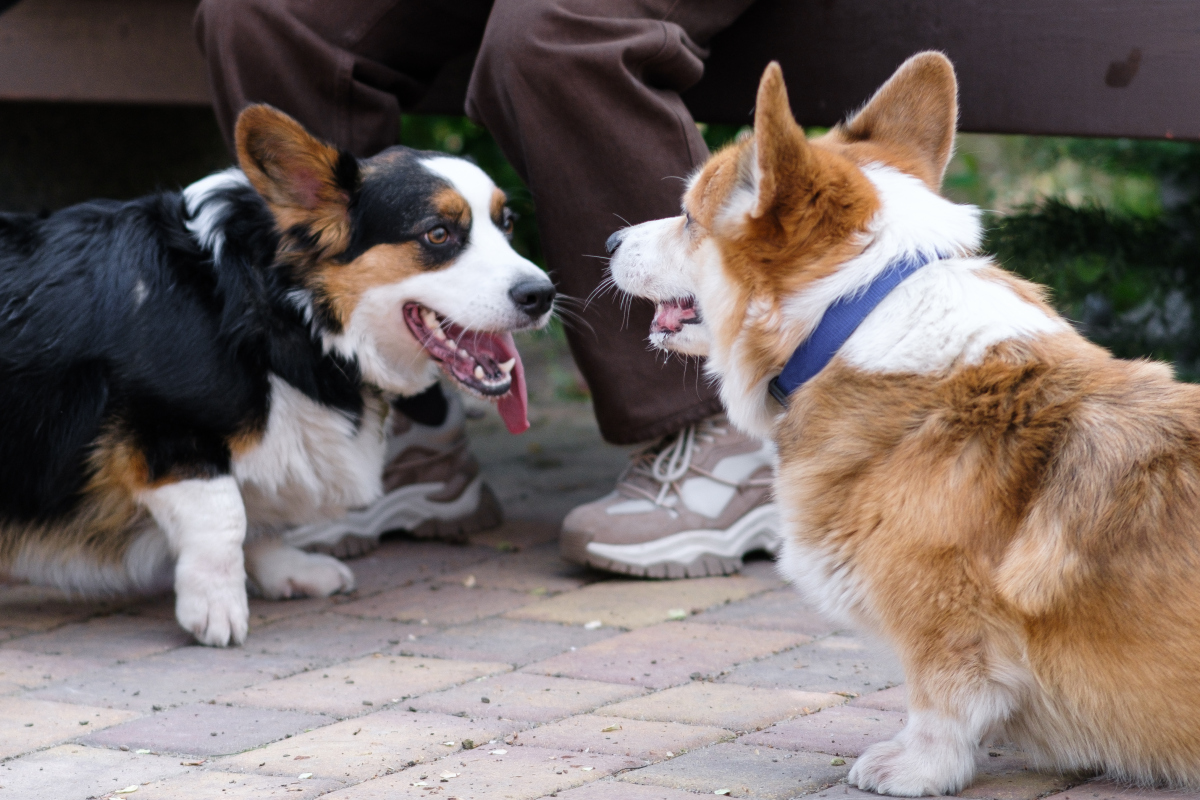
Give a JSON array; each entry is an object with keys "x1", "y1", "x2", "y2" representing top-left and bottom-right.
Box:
[{"x1": 1, "y1": 0, "x2": 1196, "y2": 141}]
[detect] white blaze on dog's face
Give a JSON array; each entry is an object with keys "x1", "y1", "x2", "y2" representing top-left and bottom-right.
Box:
[
  {"x1": 236, "y1": 107, "x2": 554, "y2": 433},
  {"x1": 606, "y1": 212, "x2": 715, "y2": 357},
  {"x1": 610, "y1": 54, "x2": 968, "y2": 436}
]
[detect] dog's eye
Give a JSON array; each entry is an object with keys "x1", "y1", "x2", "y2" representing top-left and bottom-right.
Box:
[
  {"x1": 501, "y1": 209, "x2": 517, "y2": 236},
  {"x1": 425, "y1": 226, "x2": 450, "y2": 245}
]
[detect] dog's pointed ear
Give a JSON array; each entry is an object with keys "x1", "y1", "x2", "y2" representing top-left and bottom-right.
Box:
[
  {"x1": 235, "y1": 104, "x2": 358, "y2": 256},
  {"x1": 840, "y1": 51, "x2": 958, "y2": 189},
  {"x1": 751, "y1": 61, "x2": 811, "y2": 219}
]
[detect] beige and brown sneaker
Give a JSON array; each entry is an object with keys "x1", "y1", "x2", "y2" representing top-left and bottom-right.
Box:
[
  {"x1": 284, "y1": 391, "x2": 502, "y2": 558},
  {"x1": 560, "y1": 416, "x2": 780, "y2": 578}
]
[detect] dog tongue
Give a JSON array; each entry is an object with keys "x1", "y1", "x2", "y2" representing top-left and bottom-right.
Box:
[
  {"x1": 488, "y1": 332, "x2": 528, "y2": 434},
  {"x1": 652, "y1": 299, "x2": 697, "y2": 334}
]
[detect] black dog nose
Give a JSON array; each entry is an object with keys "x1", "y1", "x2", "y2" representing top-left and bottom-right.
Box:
[
  {"x1": 605, "y1": 229, "x2": 626, "y2": 255},
  {"x1": 509, "y1": 279, "x2": 556, "y2": 318}
]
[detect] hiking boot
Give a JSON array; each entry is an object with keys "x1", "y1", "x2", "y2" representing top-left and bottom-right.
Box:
[
  {"x1": 285, "y1": 390, "x2": 502, "y2": 558},
  {"x1": 560, "y1": 416, "x2": 780, "y2": 578}
]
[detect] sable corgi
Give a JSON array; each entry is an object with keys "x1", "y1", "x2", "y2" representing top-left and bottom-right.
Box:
[
  {"x1": 608, "y1": 54, "x2": 1200, "y2": 794},
  {"x1": 0, "y1": 105, "x2": 553, "y2": 646}
]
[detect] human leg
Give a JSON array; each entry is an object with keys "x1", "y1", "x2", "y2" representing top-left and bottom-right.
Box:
[
  {"x1": 466, "y1": 0, "x2": 757, "y2": 444},
  {"x1": 467, "y1": 0, "x2": 780, "y2": 578}
]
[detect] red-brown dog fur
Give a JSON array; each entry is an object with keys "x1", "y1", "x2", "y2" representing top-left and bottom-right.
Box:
[{"x1": 609, "y1": 53, "x2": 1200, "y2": 794}]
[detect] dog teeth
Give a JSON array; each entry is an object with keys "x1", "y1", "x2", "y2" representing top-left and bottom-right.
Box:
[
  {"x1": 422, "y1": 309, "x2": 441, "y2": 330},
  {"x1": 445, "y1": 339, "x2": 457, "y2": 351},
  {"x1": 498, "y1": 358, "x2": 516, "y2": 375},
  {"x1": 474, "y1": 365, "x2": 485, "y2": 380}
]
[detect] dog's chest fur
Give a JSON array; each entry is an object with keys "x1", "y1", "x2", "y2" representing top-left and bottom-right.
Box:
[{"x1": 234, "y1": 377, "x2": 387, "y2": 531}]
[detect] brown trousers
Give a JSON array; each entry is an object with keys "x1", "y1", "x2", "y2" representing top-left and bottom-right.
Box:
[{"x1": 194, "y1": 0, "x2": 756, "y2": 444}]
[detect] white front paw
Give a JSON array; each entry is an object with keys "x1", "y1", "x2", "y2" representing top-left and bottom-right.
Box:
[
  {"x1": 249, "y1": 544, "x2": 356, "y2": 600},
  {"x1": 849, "y1": 738, "x2": 973, "y2": 797},
  {"x1": 174, "y1": 557, "x2": 250, "y2": 647}
]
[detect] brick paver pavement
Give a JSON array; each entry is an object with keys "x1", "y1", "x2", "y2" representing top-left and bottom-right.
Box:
[{"x1": 0, "y1": 364, "x2": 1196, "y2": 799}]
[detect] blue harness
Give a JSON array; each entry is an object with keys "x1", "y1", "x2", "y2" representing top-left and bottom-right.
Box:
[{"x1": 767, "y1": 251, "x2": 938, "y2": 407}]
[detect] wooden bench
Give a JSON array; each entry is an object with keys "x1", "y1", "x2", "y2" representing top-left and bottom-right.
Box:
[{"x1": 0, "y1": 0, "x2": 1194, "y2": 140}]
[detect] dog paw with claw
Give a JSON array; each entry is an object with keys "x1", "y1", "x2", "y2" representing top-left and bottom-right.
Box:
[
  {"x1": 174, "y1": 560, "x2": 250, "y2": 647},
  {"x1": 849, "y1": 736, "x2": 975, "y2": 797},
  {"x1": 247, "y1": 541, "x2": 357, "y2": 600}
]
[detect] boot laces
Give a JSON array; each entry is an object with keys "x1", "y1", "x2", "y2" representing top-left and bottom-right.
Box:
[{"x1": 617, "y1": 418, "x2": 769, "y2": 516}]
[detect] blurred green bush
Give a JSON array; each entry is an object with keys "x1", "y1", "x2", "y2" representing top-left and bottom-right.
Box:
[{"x1": 965, "y1": 137, "x2": 1200, "y2": 380}]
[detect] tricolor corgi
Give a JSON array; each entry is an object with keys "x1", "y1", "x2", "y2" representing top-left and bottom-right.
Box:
[
  {"x1": 0, "y1": 105, "x2": 552, "y2": 646},
  {"x1": 609, "y1": 53, "x2": 1200, "y2": 794}
]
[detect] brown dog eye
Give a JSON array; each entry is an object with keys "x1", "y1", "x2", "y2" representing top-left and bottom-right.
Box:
[
  {"x1": 425, "y1": 226, "x2": 449, "y2": 245},
  {"x1": 501, "y1": 209, "x2": 517, "y2": 235}
]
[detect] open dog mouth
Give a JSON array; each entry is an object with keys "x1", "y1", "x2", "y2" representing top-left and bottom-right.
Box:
[
  {"x1": 651, "y1": 296, "x2": 702, "y2": 335},
  {"x1": 403, "y1": 302, "x2": 529, "y2": 433}
]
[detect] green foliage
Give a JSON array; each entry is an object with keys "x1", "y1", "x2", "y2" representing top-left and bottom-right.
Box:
[{"x1": 983, "y1": 136, "x2": 1200, "y2": 379}]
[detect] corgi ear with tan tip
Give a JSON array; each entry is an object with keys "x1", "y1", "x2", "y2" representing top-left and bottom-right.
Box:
[
  {"x1": 839, "y1": 51, "x2": 958, "y2": 190},
  {"x1": 751, "y1": 61, "x2": 811, "y2": 219},
  {"x1": 235, "y1": 104, "x2": 358, "y2": 258}
]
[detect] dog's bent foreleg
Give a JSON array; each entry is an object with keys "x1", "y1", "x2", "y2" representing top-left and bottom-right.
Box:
[
  {"x1": 848, "y1": 642, "x2": 1021, "y2": 796},
  {"x1": 139, "y1": 476, "x2": 249, "y2": 646},
  {"x1": 244, "y1": 537, "x2": 356, "y2": 600}
]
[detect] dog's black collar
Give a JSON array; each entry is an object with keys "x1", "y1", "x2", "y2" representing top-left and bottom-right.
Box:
[{"x1": 768, "y1": 251, "x2": 941, "y2": 407}]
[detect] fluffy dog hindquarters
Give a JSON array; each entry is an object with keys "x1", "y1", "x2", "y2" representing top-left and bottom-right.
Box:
[{"x1": 610, "y1": 54, "x2": 1200, "y2": 793}]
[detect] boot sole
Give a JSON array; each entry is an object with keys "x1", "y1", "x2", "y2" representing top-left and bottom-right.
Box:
[
  {"x1": 576, "y1": 503, "x2": 781, "y2": 579},
  {"x1": 285, "y1": 476, "x2": 502, "y2": 557}
]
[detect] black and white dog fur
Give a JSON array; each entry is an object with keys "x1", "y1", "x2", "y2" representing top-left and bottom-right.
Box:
[{"x1": 0, "y1": 105, "x2": 553, "y2": 646}]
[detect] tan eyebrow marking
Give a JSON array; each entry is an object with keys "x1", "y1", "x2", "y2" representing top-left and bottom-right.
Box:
[{"x1": 490, "y1": 188, "x2": 508, "y2": 226}]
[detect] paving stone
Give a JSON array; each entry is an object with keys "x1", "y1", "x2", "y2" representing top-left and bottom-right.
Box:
[
  {"x1": 133, "y1": 770, "x2": 344, "y2": 799},
  {"x1": 692, "y1": 588, "x2": 838, "y2": 636},
  {"x1": 1051, "y1": 780, "x2": 1200, "y2": 800},
  {"x1": 721, "y1": 633, "x2": 904, "y2": 694},
  {"x1": 333, "y1": 583, "x2": 539, "y2": 626},
  {"x1": 250, "y1": 613, "x2": 420, "y2": 660},
  {"x1": 408, "y1": 673, "x2": 643, "y2": 723},
  {"x1": 468, "y1": 519, "x2": 562, "y2": 551},
  {"x1": 523, "y1": 622, "x2": 806, "y2": 689},
  {"x1": 0, "y1": 743, "x2": 187, "y2": 800},
  {"x1": 597, "y1": 682, "x2": 845, "y2": 732},
  {"x1": 850, "y1": 684, "x2": 907, "y2": 713},
  {"x1": 438, "y1": 542, "x2": 596, "y2": 596},
  {"x1": 0, "y1": 612, "x2": 192, "y2": 661},
  {"x1": 517, "y1": 713, "x2": 732, "y2": 762},
  {"x1": 32, "y1": 646, "x2": 307, "y2": 713},
  {"x1": 348, "y1": 540, "x2": 498, "y2": 595},
  {"x1": 81, "y1": 702, "x2": 326, "y2": 756},
  {"x1": 316, "y1": 744, "x2": 637, "y2": 800},
  {"x1": 506, "y1": 576, "x2": 778, "y2": 629},
  {"x1": 623, "y1": 742, "x2": 851, "y2": 798},
  {"x1": 961, "y1": 750, "x2": 1092, "y2": 800},
  {"x1": 811, "y1": 786, "x2": 884, "y2": 799},
  {"x1": 0, "y1": 583, "x2": 128, "y2": 643},
  {"x1": 738, "y1": 557, "x2": 789, "y2": 587},
  {"x1": 0, "y1": 648, "x2": 107, "y2": 695},
  {"x1": 549, "y1": 780, "x2": 705, "y2": 800},
  {"x1": 0, "y1": 697, "x2": 137, "y2": 758},
  {"x1": 398, "y1": 617, "x2": 619, "y2": 667},
  {"x1": 218, "y1": 653, "x2": 510, "y2": 717},
  {"x1": 741, "y1": 705, "x2": 907, "y2": 757},
  {"x1": 220, "y1": 708, "x2": 515, "y2": 782},
  {"x1": 248, "y1": 595, "x2": 336, "y2": 627}
]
